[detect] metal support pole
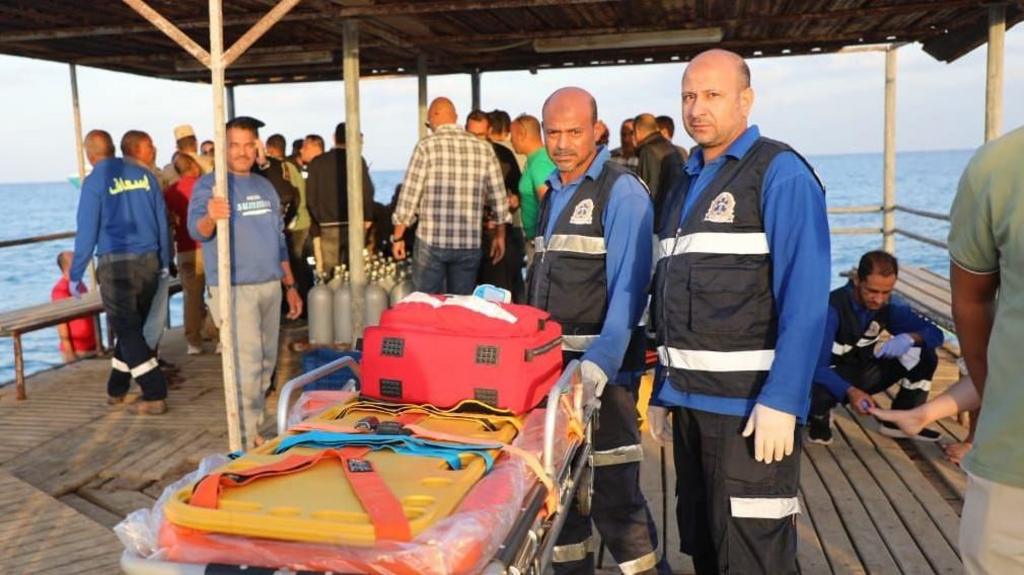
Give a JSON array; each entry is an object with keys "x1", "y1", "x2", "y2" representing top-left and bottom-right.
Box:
[
  {"x1": 882, "y1": 47, "x2": 897, "y2": 254},
  {"x1": 343, "y1": 20, "x2": 367, "y2": 340},
  {"x1": 418, "y1": 54, "x2": 428, "y2": 140},
  {"x1": 14, "y1": 334, "x2": 25, "y2": 400},
  {"x1": 226, "y1": 85, "x2": 236, "y2": 120},
  {"x1": 471, "y1": 69, "x2": 481, "y2": 110},
  {"x1": 985, "y1": 4, "x2": 1005, "y2": 142},
  {"x1": 69, "y1": 63, "x2": 104, "y2": 352},
  {"x1": 209, "y1": 0, "x2": 244, "y2": 453}
]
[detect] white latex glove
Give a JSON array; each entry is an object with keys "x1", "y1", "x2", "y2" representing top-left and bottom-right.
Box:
[
  {"x1": 647, "y1": 405, "x2": 671, "y2": 444},
  {"x1": 741, "y1": 403, "x2": 796, "y2": 464},
  {"x1": 159, "y1": 268, "x2": 171, "y2": 280},
  {"x1": 580, "y1": 360, "x2": 608, "y2": 407},
  {"x1": 68, "y1": 280, "x2": 85, "y2": 299}
]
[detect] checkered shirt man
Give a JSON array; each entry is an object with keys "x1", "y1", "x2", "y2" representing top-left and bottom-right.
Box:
[{"x1": 393, "y1": 124, "x2": 510, "y2": 249}]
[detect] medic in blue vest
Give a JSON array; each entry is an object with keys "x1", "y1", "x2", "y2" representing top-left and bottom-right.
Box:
[
  {"x1": 647, "y1": 49, "x2": 831, "y2": 574},
  {"x1": 527, "y1": 87, "x2": 666, "y2": 575}
]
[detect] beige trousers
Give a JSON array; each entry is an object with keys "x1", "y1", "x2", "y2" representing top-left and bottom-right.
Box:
[
  {"x1": 208, "y1": 281, "x2": 282, "y2": 447},
  {"x1": 961, "y1": 472, "x2": 1024, "y2": 574}
]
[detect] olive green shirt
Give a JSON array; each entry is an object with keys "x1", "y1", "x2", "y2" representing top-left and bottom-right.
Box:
[{"x1": 948, "y1": 125, "x2": 1024, "y2": 487}]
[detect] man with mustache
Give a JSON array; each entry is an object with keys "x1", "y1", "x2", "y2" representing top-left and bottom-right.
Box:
[
  {"x1": 529, "y1": 87, "x2": 665, "y2": 575},
  {"x1": 647, "y1": 49, "x2": 830, "y2": 574}
]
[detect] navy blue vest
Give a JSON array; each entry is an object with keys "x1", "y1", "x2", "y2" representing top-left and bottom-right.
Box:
[
  {"x1": 652, "y1": 138, "x2": 820, "y2": 399},
  {"x1": 528, "y1": 161, "x2": 647, "y2": 371},
  {"x1": 829, "y1": 283, "x2": 892, "y2": 371}
]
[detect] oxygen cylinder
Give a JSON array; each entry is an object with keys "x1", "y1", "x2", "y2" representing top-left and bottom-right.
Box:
[
  {"x1": 364, "y1": 273, "x2": 389, "y2": 329},
  {"x1": 327, "y1": 264, "x2": 345, "y2": 291},
  {"x1": 389, "y1": 274, "x2": 415, "y2": 305},
  {"x1": 333, "y1": 273, "x2": 353, "y2": 345},
  {"x1": 307, "y1": 274, "x2": 334, "y2": 345}
]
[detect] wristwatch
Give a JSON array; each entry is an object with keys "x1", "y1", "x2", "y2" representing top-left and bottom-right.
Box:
[
  {"x1": 391, "y1": 235, "x2": 404, "y2": 243},
  {"x1": 283, "y1": 282, "x2": 297, "y2": 291}
]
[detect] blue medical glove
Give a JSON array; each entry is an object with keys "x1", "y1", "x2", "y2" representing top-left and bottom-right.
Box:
[
  {"x1": 68, "y1": 280, "x2": 85, "y2": 299},
  {"x1": 876, "y1": 333, "x2": 914, "y2": 358}
]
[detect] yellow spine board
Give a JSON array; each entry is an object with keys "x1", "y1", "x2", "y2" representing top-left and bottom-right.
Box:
[{"x1": 164, "y1": 399, "x2": 519, "y2": 546}]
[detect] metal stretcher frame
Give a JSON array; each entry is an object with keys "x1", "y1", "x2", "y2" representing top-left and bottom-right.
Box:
[{"x1": 121, "y1": 357, "x2": 596, "y2": 575}]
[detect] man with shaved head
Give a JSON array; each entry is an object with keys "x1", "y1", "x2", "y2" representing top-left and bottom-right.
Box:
[
  {"x1": 71, "y1": 128, "x2": 172, "y2": 414},
  {"x1": 392, "y1": 97, "x2": 509, "y2": 294},
  {"x1": 647, "y1": 49, "x2": 830, "y2": 574},
  {"x1": 633, "y1": 112, "x2": 682, "y2": 222},
  {"x1": 511, "y1": 113, "x2": 556, "y2": 262},
  {"x1": 529, "y1": 87, "x2": 664, "y2": 575}
]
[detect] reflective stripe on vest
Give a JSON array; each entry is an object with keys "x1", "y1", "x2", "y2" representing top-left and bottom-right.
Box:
[
  {"x1": 562, "y1": 333, "x2": 600, "y2": 352},
  {"x1": 545, "y1": 233, "x2": 607, "y2": 255},
  {"x1": 657, "y1": 232, "x2": 769, "y2": 261},
  {"x1": 657, "y1": 346, "x2": 775, "y2": 372}
]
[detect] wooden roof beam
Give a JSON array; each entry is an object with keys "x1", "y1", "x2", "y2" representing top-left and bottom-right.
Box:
[{"x1": 0, "y1": 0, "x2": 615, "y2": 43}]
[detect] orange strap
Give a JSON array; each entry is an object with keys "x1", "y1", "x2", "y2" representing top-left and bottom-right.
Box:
[{"x1": 189, "y1": 446, "x2": 412, "y2": 542}]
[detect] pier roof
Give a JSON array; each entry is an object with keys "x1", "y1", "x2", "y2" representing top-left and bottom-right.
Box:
[{"x1": 0, "y1": 1, "x2": 1020, "y2": 85}]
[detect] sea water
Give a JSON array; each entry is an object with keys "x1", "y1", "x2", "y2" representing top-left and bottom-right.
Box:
[{"x1": 0, "y1": 149, "x2": 972, "y2": 385}]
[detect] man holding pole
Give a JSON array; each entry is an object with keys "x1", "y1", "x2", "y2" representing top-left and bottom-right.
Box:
[{"x1": 189, "y1": 116, "x2": 303, "y2": 447}]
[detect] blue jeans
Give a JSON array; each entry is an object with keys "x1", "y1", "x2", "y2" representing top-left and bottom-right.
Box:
[{"x1": 413, "y1": 240, "x2": 481, "y2": 295}]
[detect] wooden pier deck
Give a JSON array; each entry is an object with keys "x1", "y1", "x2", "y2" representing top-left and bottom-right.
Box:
[{"x1": 0, "y1": 327, "x2": 967, "y2": 574}]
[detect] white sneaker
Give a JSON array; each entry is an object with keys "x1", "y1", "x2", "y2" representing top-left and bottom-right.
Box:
[{"x1": 187, "y1": 344, "x2": 203, "y2": 355}]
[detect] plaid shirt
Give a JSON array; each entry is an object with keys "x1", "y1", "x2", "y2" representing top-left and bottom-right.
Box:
[{"x1": 393, "y1": 124, "x2": 510, "y2": 249}]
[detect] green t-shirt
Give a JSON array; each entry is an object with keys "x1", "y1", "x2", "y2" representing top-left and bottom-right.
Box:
[
  {"x1": 948, "y1": 125, "x2": 1024, "y2": 487},
  {"x1": 518, "y1": 148, "x2": 557, "y2": 239}
]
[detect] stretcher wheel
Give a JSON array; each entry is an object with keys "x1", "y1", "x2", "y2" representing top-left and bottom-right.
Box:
[{"x1": 576, "y1": 460, "x2": 593, "y2": 515}]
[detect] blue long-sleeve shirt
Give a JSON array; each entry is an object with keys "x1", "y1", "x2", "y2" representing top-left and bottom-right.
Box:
[
  {"x1": 544, "y1": 146, "x2": 654, "y2": 384},
  {"x1": 814, "y1": 283, "x2": 945, "y2": 399},
  {"x1": 653, "y1": 126, "x2": 831, "y2": 420},
  {"x1": 188, "y1": 172, "x2": 289, "y2": 287},
  {"x1": 70, "y1": 157, "x2": 171, "y2": 283}
]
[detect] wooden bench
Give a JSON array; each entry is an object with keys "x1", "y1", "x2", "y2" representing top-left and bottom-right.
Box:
[{"x1": 0, "y1": 278, "x2": 181, "y2": 400}]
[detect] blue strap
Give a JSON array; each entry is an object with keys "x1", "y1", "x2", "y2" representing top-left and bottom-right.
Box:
[{"x1": 275, "y1": 431, "x2": 498, "y2": 472}]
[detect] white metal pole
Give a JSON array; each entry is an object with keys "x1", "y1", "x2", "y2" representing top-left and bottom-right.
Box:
[
  {"x1": 985, "y1": 4, "x2": 1005, "y2": 142},
  {"x1": 471, "y1": 69, "x2": 481, "y2": 110},
  {"x1": 69, "y1": 63, "x2": 103, "y2": 349},
  {"x1": 882, "y1": 47, "x2": 897, "y2": 254},
  {"x1": 418, "y1": 54, "x2": 428, "y2": 140},
  {"x1": 209, "y1": 0, "x2": 244, "y2": 452},
  {"x1": 343, "y1": 20, "x2": 367, "y2": 339}
]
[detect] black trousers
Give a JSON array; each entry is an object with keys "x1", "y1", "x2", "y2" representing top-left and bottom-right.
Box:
[
  {"x1": 97, "y1": 252, "x2": 168, "y2": 401},
  {"x1": 810, "y1": 345, "x2": 938, "y2": 419},
  {"x1": 319, "y1": 224, "x2": 350, "y2": 274},
  {"x1": 553, "y1": 383, "x2": 666, "y2": 575},
  {"x1": 672, "y1": 407, "x2": 801, "y2": 575},
  {"x1": 478, "y1": 224, "x2": 526, "y2": 302}
]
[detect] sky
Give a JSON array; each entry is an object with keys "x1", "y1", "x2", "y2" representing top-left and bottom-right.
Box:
[{"x1": 0, "y1": 26, "x2": 1021, "y2": 182}]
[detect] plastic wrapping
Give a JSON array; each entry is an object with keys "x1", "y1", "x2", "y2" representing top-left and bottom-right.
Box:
[
  {"x1": 120, "y1": 401, "x2": 573, "y2": 575},
  {"x1": 285, "y1": 389, "x2": 358, "y2": 430}
]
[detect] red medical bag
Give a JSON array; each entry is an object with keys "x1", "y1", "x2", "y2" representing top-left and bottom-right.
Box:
[{"x1": 361, "y1": 295, "x2": 563, "y2": 414}]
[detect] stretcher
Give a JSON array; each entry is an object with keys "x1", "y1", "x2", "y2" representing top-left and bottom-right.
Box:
[{"x1": 118, "y1": 355, "x2": 598, "y2": 575}]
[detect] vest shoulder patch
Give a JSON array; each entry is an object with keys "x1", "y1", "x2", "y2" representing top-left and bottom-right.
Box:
[
  {"x1": 569, "y1": 198, "x2": 595, "y2": 225},
  {"x1": 704, "y1": 191, "x2": 736, "y2": 223}
]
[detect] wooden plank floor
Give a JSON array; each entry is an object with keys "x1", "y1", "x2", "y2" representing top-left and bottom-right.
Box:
[{"x1": 0, "y1": 328, "x2": 966, "y2": 574}]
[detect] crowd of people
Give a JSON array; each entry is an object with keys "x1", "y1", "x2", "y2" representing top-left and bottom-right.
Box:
[{"x1": 60, "y1": 47, "x2": 1022, "y2": 574}]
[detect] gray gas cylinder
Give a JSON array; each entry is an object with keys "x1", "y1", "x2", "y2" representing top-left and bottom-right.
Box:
[
  {"x1": 327, "y1": 264, "x2": 345, "y2": 291},
  {"x1": 307, "y1": 274, "x2": 334, "y2": 345},
  {"x1": 333, "y1": 276, "x2": 353, "y2": 346},
  {"x1": 364, "y1": 274, "x2": 389, "y2": 329},
  {"x1": 389, "y1": 276, "x2": 415, "y2": 305}
]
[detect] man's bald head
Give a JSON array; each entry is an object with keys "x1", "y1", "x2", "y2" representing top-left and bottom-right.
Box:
[
  {"x1": 511, "y1": 113, "x2": 544, "y2": 155},
  {"x1": 684, "y1": 49, "x2": 750, "y2": 90},
  {"x1": 542, "y1": 87, "x2": 598, "y2": 124},
  {"x1": 633, "y1": 113, "x2": 659, "y2": 142},
  {"x1": 542, "y1": 87, "x2": 600, "y2": 184},
  {"x1": 84, "y1": 129, "x2": 115, "y2": 166},
  {"x1": 428, "y1": 97, "x2": 457, "y2": 129},
  {"x1": 681, "y1": 49, "x2": 755, "y2": 162}
]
